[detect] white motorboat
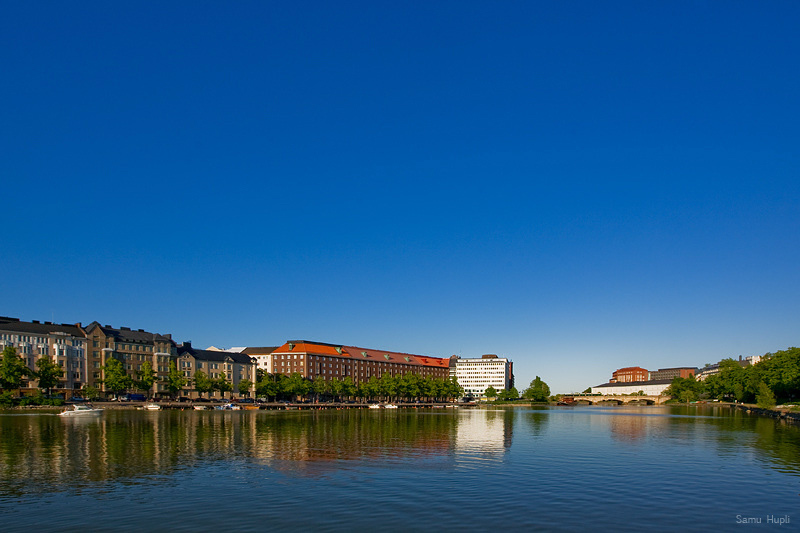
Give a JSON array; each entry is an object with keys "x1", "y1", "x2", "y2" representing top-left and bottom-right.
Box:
[
  {"x1": 58, "y1": 404, "x2": 104, "y2": 417},
  {"x1": 193, "y1": 405, "x2": 207, "y2": 410},
  {"x1": 384, "y1": 403, "x2": 398, "y2": 409},
  {"x1": 143, "y1": 403, "x2": 161, "y2": 411},
  {"x1": 368, "y1": 404, "x2": 381, "y2": 409}
]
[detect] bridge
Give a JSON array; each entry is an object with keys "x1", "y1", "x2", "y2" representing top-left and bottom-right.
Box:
[{"x1": 561, "y1": 394, "x2": 669, "y2": 405}]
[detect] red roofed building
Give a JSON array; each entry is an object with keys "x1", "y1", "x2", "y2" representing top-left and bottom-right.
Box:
[
  {"x1": 610, "y1": 366, "x2": 649, "y2": 383},
  {"x1": 270, "y1": 340, "x2": 450, "y2": 383}
]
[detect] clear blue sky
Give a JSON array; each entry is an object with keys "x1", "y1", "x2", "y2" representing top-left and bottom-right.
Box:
[{"x1": 2, "y1": 1, "x2": 798, "y2": 393}]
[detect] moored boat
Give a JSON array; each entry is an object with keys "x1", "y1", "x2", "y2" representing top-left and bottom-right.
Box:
[{"x1": 144, "y1": 403, "x2": 161, "y2": 411}]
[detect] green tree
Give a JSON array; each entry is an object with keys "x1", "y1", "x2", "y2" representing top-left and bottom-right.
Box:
[
  {"x1": 523, "y1": 376, "x2": 551, "y2": 402},
  {"x1": 379, "y1": 374, "x2": 398, "y2": 402},
  {"x1": 82, "y1": 385, "x2": 100, "y2": 401},
  {"x1": 341, "y1": 376, "x2": 356, "y2": 400},
  {"x1": 756, "y1": 381, "x2": 776, "y2": 409},
  {"x1": 582, "y1": 387, "x2": 592, "y2": 394},
  {"x1": 284, "y1": 373, "x2": 310, "y2": 401},
  {"x1": 34, "y1": 356, "x2": 63, "y2": 397},
  {"x1": 484, "y1": 385, "x2": 498, "y2": 399},
  {"x1": 194, "y1": 370, "x2": 213, "y2": 398},
  {"x1": 256, "y1": 374, "x2": 280, "y2": 401},
  {"x1": 312, "y1": 375, "x2": 328, "y2": 402},
  {"x1": 215, "y1": 373, "x2": 233, "y2": 399},
  {"x1": 664, "y1": 376, "x2": 703, "y2": 403},
  {"x1": 166, "y1": 360, "x2": 186, "y2": 399},
  {"x1": 237, "y1": 378, "x2": 253, "y2": 398},
  {"x1": 498, "y1": 387, "x2": 519, "y2": 401},
  {"x1": 0, "y1": 346, "x2": 30, "y2": 391},
  {"x1": 136, "y1": 360, "x2": 157, "y2": 399},
  {"x1": 103, "y1": 358, "x2": 132, "y2": 398}
]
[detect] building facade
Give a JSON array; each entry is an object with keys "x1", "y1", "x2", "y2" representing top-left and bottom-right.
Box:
[
  {"x1": 240, "y1": 346, "x2": 278, "y2": 374},
  {"x1": 450, "y1": 354, "x2": 513, "y2": 398},
  {"x1": 610, "y1": 367, "x2": 649, "y2": 383},
  {"x1": 269, "y1": 341, "x2": 450, "y2": 383},
  {"x1": 83, "y1": 322, "x2": 176, "y2": 397},
  {"x1": 648, "y1": 367, "x2": 698, "y2": 381},
  {"x1": 591, "y1": 379, "x2": 672, "y2": 396},
  {"x1": 177, "y1": 343, "x2": 257, "y2": 399},
  {"x1": 0, "y1": 317, "x2": 87, "y2": 392}
]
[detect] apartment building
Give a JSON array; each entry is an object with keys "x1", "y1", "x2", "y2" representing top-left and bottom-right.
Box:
[
  {"x1": 176, "y1": 342, "x2": 257, "y2": 398},
  {"x1": 270, "y1": 341, "x2": 450, "y2": 383},
  {"x1": 449, "y1": 354, "x2": 513, "y2": 398},
  {"x1": 240, "y1": 346, "x2": 278, "y2": 374},
  {"x1": 83, "y1": 322, "x2": 176, "y2": 396},
  {"x1": 0, "y1": 316, "x2": 87, "y2": 392}
]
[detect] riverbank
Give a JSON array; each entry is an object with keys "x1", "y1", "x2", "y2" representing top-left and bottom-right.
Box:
[{"x1": 726, "y1": 402, "x2": 800, "y2": 424}]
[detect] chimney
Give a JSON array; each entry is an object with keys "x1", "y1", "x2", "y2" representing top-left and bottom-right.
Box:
[{"x1": 32, "y1": 320, "x2": 40, "y2": 324}]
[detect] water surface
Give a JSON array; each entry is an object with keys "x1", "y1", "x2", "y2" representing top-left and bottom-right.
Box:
[{"x1": 1, "y1": 405, "x2": 797, "y2": 531}]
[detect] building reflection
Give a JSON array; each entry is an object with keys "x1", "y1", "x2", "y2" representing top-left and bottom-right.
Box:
[{"x1": 0, "y1": 409, "x2": 516, "y2": 491}]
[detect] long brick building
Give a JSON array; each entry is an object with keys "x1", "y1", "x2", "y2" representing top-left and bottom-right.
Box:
[{"x1": 270, "y1": 341, "x2": 451, "y2": 383}]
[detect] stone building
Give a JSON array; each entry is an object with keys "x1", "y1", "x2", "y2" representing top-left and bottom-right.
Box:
[
  {"x1": 0, "y1": 316, "x2": 87, "y2": 393},
  {"x1": 83, "y1": 322, "x2": 176, "y2": 397},
  {"x1": 176, "y1": 342, "x2": 257, "y2": 399}
]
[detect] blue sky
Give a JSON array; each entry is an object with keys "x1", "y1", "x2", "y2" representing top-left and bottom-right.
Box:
[{"x1": 2, "y1": 1, "x2": 798, "y2": 393}]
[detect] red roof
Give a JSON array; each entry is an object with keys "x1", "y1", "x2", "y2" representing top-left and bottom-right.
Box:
[{"x1": 272, "y1": 341, "x2": 449, "y2": 368}]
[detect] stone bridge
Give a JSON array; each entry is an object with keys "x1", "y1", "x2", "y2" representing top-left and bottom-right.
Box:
[{"x1": 561, "y1": 395, "x2": 670, "y2": 405}]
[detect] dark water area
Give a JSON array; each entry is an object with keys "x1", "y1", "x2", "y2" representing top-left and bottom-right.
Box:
[{"x1": 1, "y1": 405, "x2": 798, "y2": 532}]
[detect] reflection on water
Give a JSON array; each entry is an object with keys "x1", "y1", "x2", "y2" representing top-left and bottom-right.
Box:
[
  {"x1": 1, "y1": 405, "x2": 800, "y2": 531},
  {"x1": 2, "y1": 409, "x2": 514, "y2": 493}
]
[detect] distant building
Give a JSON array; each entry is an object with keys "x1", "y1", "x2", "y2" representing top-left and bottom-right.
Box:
[
  {"x1": 450, "y1": 354, "x2": 514, "y2": 399},
  {"x1": 695, "y1": 356, "x2": 754, "y2": 381},
  {"x1": 592, "y1": 379, "x2": 672, "y2": 396},
  {"x1": 177, "y1": 342, "x2": 257, "y2": 398},
  {"x1": 269, "y1": 341, "x2": 450, "y2": 383},
  {"x1": 610, "y1": 367, "x2": 649, "y2": 383},
  {"x1": 240, "y1": 346, "x2": 279, "y2": 374},
  {"x1": 0, "y1": 316, "x2": 87, "y2": 392},
  {"x1": 648, "y1": 367, "x2": 698, "y2": 381},
  {"x1": 83, "y1": 322, "x2": 176, "y2": 397}
]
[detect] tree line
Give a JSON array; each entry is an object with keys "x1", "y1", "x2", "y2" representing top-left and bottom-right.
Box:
[
  {"x1": 665, "y1": 347, "x2": 800, "y2": 408},
  {"x1": 254, "y1": 371, "x2": 464, "y2": 403}
]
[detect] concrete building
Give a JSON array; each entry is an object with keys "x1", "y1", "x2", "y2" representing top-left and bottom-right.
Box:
[
  {"x1": 648, "y1": 367, "x2": 698, "y2": 381},
  {"x1": 176, "y1": 342, "x2": 257, "y2": 399},
  {"x1": 450, "y1": 354, "x2": 513, "y2": 399},
  {"x1": 240, "y1": 346, "x2": 279, "y2": 374},
  {"x1": 270, "y1": 341, "x2": 451, "y2": 383},
  {"x1": 610, "y1": 367, "x2": 649, "y2": 383},
  {"x1": 591, "y1": 379, "x2": 672, "y2": 396},
  {"x1": 83, "y1": 322, "x2": 176, "y2": 397},
  {"x1": 0, "y1": 316, "x2": 87, "y2": 393}
]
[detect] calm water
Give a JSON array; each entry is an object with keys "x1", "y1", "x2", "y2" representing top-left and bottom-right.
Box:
[{"x1": 1, "y1": 405, "x2": 798, "y2": 532}]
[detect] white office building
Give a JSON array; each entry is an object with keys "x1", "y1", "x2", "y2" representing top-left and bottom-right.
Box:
[{"x1": 450, "y1": 354, "x2": 513, "y2": 398}]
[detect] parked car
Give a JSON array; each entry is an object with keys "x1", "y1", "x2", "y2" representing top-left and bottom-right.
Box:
[{"x1": 69, "y1": 397, "x2": 86, "y2": 402}]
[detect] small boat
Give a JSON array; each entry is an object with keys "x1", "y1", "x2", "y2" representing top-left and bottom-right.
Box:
[
  {"x1": 193, "y1": 405, "x2": 207, "y2": 411},
  {"x1": 59, "y1": 404, "x2": 104, "y2": 417},
  {"x1": 368, "y1": 404, "x2": 381, "y2": 409},
  {"x1": 384, "y1": 403, "x2": 398, "y2": 409},
  {"x1": 215, "y1": 403, "x2": 242, "y2": 410},
  {"x1": 144, "y1": 403, "x2": 161, "y2": 411}
]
